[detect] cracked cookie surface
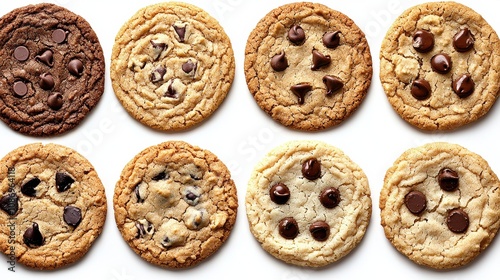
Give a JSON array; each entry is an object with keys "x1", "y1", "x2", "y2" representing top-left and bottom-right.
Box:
[
  {"x1": 113, "y1": 141, "x2": 237, "y2": 269},
  {"x1": 380, "y1": 1, "x2": 500, "y2": 130},
  {"x1": 380, "y1": 142, "x2": 500, "y2": 269},
  {"x1": 246, "y1": 140, "x2": 371, "y2": 267},
  {"x1": 244, "y1": 2, "x2": 372, "y2": 131},
  {"x1": 0, "y1": 3, "x2": 105, "y2": 136},
  {"x1": 0, "y1": 143, "x2": 107, "y2": 270},
  {"x1": 111, "y1": 2, "x2": 235, "y2": 131}
]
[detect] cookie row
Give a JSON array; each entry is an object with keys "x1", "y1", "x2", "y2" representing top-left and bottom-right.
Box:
[
  {"x1": 1, "y1": 140, "x2": 499, "y2": 270},
  {"x1": 1, "y1": 1, "x2": 498, "y2": 136}
]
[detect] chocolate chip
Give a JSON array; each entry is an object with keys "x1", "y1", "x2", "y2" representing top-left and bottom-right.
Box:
[
  {"x1": 412, "y1": 30, "x2": 434, "y2": 53},
  {"x1": 150, "y1": 67, "x2": 167, "y2": 83},
  {"x1": 150, "y1": 40, "x2": 167, "y2": 60},
  {"x1": 23, "y1": 222, "x2": 44, "y2": 247},
  {"x1": 319, "y1": 187, "x2": 340, "y2": 209},
  {"x1": 404, "y1": 190, "x2": 426, "y2": 215},
  {"x1": 63, "y1": 206, "x2": 82, "y2": 227},
  {"x1": 411, "y1": 78, "x2": 431, "y2": 100},
  {"x1": 14, "y1": 46, "x2": 29, "y2": 61},
  {"x1": 452, "y1": 74, "x2": 475, "y2": 98},
  {"x1": 279, "y1": 217, "x2": 299, "y2": 239},
  {"x1": 56, "y1": 172, "x2": 75, "y2": 192},
  {"x1": 52, "y1": 29, "x2": 68, "y2": 44},
  {"x1": 290, "y1": 83, "x2": 312, "y2": 105},
  {"x1": 13, "y1": 81, "x2": 28, "y2": 97},
  {"x1": 323, "y1": 75, "x2": 343, "y2": 95},
  {"x1": 152, "y1": 171, "x2": 168, "y2": 181},
  {"x1": 431, "y1": 53, "x2": 452, "y2": 74},
  {"x1": 269, "y1": 183, "x2": 290, "y2": 204},
  {"x1": 438, "y1": 168, "x2": 459, "y2": 192},
  {"x1": 288, "y1": 25, "x2": 305, "y2": 45},
  {"x1": 134, "y1": 184, "x2": 144, "y2": 203},
  {"x1": 309, "y1": 221, "x2": 330, "y2": 241},
  {"x1": 173, "y1": 24, "x2": 186, "y2": 42},
  {"x1": 302, "y1": 158, "x2": 321, "y2": 180},
  {"x1": 35, "y1": 50, "x2": 54, "y2": 67},
  {"x1": 165, "y1": 81, "x2": 178, "y2": 98},
  {"x1": 0, "y1": 193, "x2": 18, "y2": 216},
  {"x1": 311, "y1": 49, "x2": 331, "y2": 70},
  {"x1": 322, "y1": 31, "x2": 341, "y2": 49},
  {"x1": 39, "y1": 73, "x2": 55, "y2": 90},
  {"x1": 453, "y1": 28, "x2": 474, "y2": 52},
  {"x1": 47, "y1": 92, "x2": 64, "y2": 110},
  {"x1": 68, "y1": 59, "x2": 84, "y2": 76},
  {"x1": 186, "y1": 192, "x2": 197, "y2": 201},
  {"x1": 21, "y1": 177, "x2": 41, "y2": 197},
  {"x1": 135, "y1": 220, "x2": 154, "y2": 238},
  {"x1": 183, "y1": 186, "x2": 201, "y2": 206},
  {"x1": 182, "y1": 60, "x2": 197, "y2": 74},
  {"x1": 270, "y1": 52, "x2": 288, "y2": 72},
  {"x1": 447, "y1": 208, "x2": 469, "y2": 233}
]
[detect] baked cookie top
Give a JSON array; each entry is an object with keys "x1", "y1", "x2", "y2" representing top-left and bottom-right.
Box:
[
  {"x1": 380, "y1": 142, "x2": 500, "y2": 269},
  {"x1": 113, "y1": 141, "x2": 238, "y2": 269},
  {"x1": 246, "y1": 140, "x2": 371, "y2": 267},
  {"x1": 0, "y1": 3, "x2": 105, "y2": 136},
  {"x1": 244, "y1": 2, "x2": 372, "y2": 131},
  {"x1": 380, "y1": 1, "x2": 500, "y2": 130},
  {"x1": 0, "y1": 143, "x2": 107, "y2": 270},
  {"x1": 111, "y1": 2, "x2": 235, "y2": 132}
]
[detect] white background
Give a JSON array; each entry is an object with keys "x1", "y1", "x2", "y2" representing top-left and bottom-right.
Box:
[{"x1": 1, "y1": 0, "x2": 500, "y2": 279}]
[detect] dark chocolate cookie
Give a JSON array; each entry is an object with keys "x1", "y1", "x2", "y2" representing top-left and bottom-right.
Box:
[{"x1": 0, "y1": 3, "x2": 105, "y2": 136}]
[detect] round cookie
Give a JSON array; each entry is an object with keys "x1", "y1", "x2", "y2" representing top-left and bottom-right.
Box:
[
  {"x1": 380, "y1": 2, "x2": 500, "y2": 130},
  {"x1": 0, "y1": 3, "x2": 105, "y2": 136},
  {"x1": 0, "y1": 143, "x2": 107, "y2": 270},
  {"x1": 246, "y1": 140, "x2": 371, "y2": 267},
  {"x1": 111, "y1": 2, "x2": 235, "y2": 131},
  {"x1": 244, "y1": 2, "x2": 372, "y2": 131},
  {"x1": 113, "y1": 141, "x2": 238, "y2": 269},
  {"x1": 380, "y1": 142, "x2": 500, "y2": 269}
]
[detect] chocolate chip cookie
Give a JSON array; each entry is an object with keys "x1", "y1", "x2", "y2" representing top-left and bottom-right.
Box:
[
  {"x1": 111, "y1": 2, "x2": 235, "y2": 131},
  {"x1": 0, "y1": 143, "x2": 107, "y2": 270},
  {"x1": 246, "y1": 140, "x2": 371, "y2": 267},
  {"x1": 244, "y1": 2, "x2": 372, "y2": 131},
  {"x1": 0, "y1": 3, "x2": 105, "y2": 136},
  {"x1": 380, "y1": 142, "x2": 500, "y2": 269},
  {"x1": 380, "y1": 2, "x2": 500, "y2": 130},
  {"x1": 113, "y1": 141, "x2": 238, "y2": 269}
]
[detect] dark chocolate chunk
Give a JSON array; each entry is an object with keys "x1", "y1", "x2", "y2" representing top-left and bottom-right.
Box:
[
  {"x1": 309, "y1": 221, "x2": 330, "y2": 241},
  {"x1": 150, "y1": 40, "x2": 166, "y2": 60},
  {"x1": 319, "y1": 187, "x2": 340, "y2": 209},
  {"x1": 279, "y1": 217, "x2": 299, "y2": 239},
  {"x1": 56, "y1": 172, "x2": 75, "y2": 192},
  {"x1": 186, "y1": 192, "x2": 197, "y2": 201},
  {"x1": 152, "y1": 171, "x2": 168, "y2": 181},
  {"x1": 14, "y1": 46, "x2": 29, "y2": 61},
  {"x1": 151, "y1": 67, "x2": 167, "y2": 83},
  {"x1": 438, "y1": 168, "x2": 459, "y2": 192},
  {"x1": 270, "y1": 52, "x2": 288, "y2": 72},
  {"x1": 412, "y1": 30, "x2": 434, "y2": 53},
  {"x1": 404, "y1": 190, "x2": 426, "y2": 215},
  {"x1": 135, "y1": 221, "x2": 154, "y2": 238},
  {"x1": 165, "y1": 81, "x2": 178, "y2": 98},
  {"x1": 21, "y1": 177, "x2": 41, "y2": 197},
  {"x1": 0, "y1": 193, "x2": 19, "y2": 216},
  {"x1": 13, "y1": 81, "x2": 28, "y2": 97},
  {"x1": 411, "y1": 78, "x2": 432, "y2": 100},
  {"x1": 311, "y1": 49, "x2": 331, "y2": 70},
  {"x1": 68, "y1": 59, "x2": 84, "y2": 76},
  {"x1": 23, "y1": 222, "x2": 44, "y2": 247},
  {"x1": 302, "y1": 158, "x2": 321, "y2": 180},
  {"x1": 182, "y1": 60, "x2": 197, "y2": 74},
  {"x1": 288, "y1": 25, "x2": 305, "y2": 45},
  {"x1": 453, "y1": 28, "x2": 474, "y2": 52},
  {"x1": 63, "y1": 206, "x2": 82, "y2": 227},
  {"x1": 173, "y1": 25, "x2": 186, "y2": 42},
  {"x1": 290, "y1": 83, "x2": 312, "y2": 105},
  {"x1": 322, "y1": 31, "x2": 341, "y2": 49},
  {"x1": 35, "y1": 50, "x2": 54, "y2": 67},
  {"x1": 269, "y1": 183, "x2": 290, "y2": 204},
  {"x1": 47, "y1": 92, "x2": 64, "y2": 110},
  {"x1": 452, "y1": 74, "x2": 475, "y2": 98},
  {"x1": 431, "y1": 53, "x2": 452, "y2": 74},
  {"x1": 323, "y1": 75, "x2": 343, "y2": 95},
  {"x1": 52, "y1": 29, "x2": 68, "y2": 44},
  {"x1": 134, "y1": 184, "x2": 144, "y2": 203},
  {"x1": 447, "y1": 208, "x2": 469, "y2": 233},
  {"x1": 39, "y1": 73, "x2": 55, "y2": 90}
]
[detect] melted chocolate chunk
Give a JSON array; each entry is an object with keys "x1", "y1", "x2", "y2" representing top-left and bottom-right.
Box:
[
  {"x1": 150, "y1": 40, "x2": 166, "y2": 60},
  {"x1": 135, "y1": 220, "x2": 154, "y2": 238},
  {"x1": 134, "y1": 184, "x2": 144, "y2": 203},
  {"x1": 279, "y1": 217, "x2": 299, "y2": 239},
  {"x1": 322, "y1": 31, "x2": 341, "y2": 49},
  {"x1": 302, "y1": 158, "x2": 321, "y2": 180},
  {"x1": 23, "y1": 222, "x2": 44, "y2": 247},
  {"x1": 319, "y1": 187, "x2": 340, "y2": 209},
  {"x1": 56, "y1": 172, "x2": 75, "y2": 192},
  {"x1": 0, "y1": 193, "x2": 18, "y2": 216},
  {"x1": 21, "y1": 177, "x2": 41, "y2": 197},
  {"x1": 13, "y1": 81, "x2": 28, "y2": 97},
  {"x1": 323, "y1": 75, "x2": 343, "y2": 95},
  {"x1": 152, "y1": 171, "x2": 168, "y2": 181},
  {"x1": 270, "y1": 52, "x2": 288, "y2": 72},
  {"x1": 453, "y1": 28, "x2": 474, "y2": 52},
  {"x1": 438, "y1": 168, "x2": 459, "y2": 192},
  {"x1": 36, "y1": 50, "x2": 54, "y2": 67},
  {"x1": 431, "y1": 53, "x2": 452, "y2": 74},
  {"x1": 411, "y1": 78, "x2": 431, "y2": 100},
  {"x1": 412, "y1": 30, "x2": 434, "y2": 53},
  {"x1": 63, "y1": 206, "x2": 82, "y2": 227},
  {"x1": 68, "y1": 59, "x2": 84, "y2": 76},
  {"x1": 48, "y1": 92, "x2": 64, "y2": 110},
  {"x1": 447, "y1": 208, "x2": 469, "y2": 233},
  {"x1": 288, "y1": 25, "x2": 305, "y2": 45},
  {"x1": 151, "y1": 67, "x2": 167, "y2": 83},
  {"x1": 311, "y1": 49, "x2": 331, "y2": 70},
  {"x1": 290, "y1": 83, "x2": 312, "y2": 105},
  {"x1": 309, "y1": 221, "x2": 330, "y2": 241},
  {"x1": 173, "y1": 24, "x2": 186, "y2": 42},
  {"x1": 52, "y1": 29, "x2": 68, "y2": 44},
  {"x1": 269, "y1": 183, "x2": 290, "y2": 204},
  {"x1": 165, "y1": 81, "x2": 178, "y2": 98},
  {"x1": 14, "y1": 46, "x2": 29, "y2": 61},
  {"x1": 404, "y1": 190, "x2": 426, "y2": 215},
  {"x1": 182, "y1": 60, "x2": 197, "y2": 74},
  {"x1": 39, "y1": 73, "x2": 55, "y2": 90},
  {"x1": 452, "y1": 74, "x2": 475, "y2": 98}
]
